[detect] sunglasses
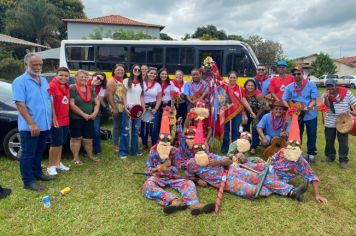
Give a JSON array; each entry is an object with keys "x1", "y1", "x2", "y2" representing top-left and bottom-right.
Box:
[
  {"x1": 293, "y1": 72, "x2": 302, "y2": 76},
  {"x1": 257, "y1": 68, "x2": 265, "y2": 71},
  {"x1": 133, "y1": 68, "x2": 141, "y2": 72}
]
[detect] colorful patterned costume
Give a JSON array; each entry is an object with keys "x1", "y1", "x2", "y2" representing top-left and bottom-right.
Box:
[
  {"x1": 142, "y1": 145, "x2": 199, "y2": 206},
  {"x1": 174, "y1": 124, "x2": 194, "y2": 169},
  {"x1": 186, "y1": 153, "x2": 294, "y2": 199}
]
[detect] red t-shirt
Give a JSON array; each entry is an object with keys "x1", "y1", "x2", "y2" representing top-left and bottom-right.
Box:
[
  {"x1": 48, "y1": 78, "x2": 70, "y2": 126},
  {"x1": 269, "y1": 74, "x2": 294, "y2": 100}
]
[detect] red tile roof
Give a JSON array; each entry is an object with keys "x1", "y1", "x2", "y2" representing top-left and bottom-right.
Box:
[
  {"x1": 63, "y1": 15, "x2": 164, "y2": 30},
  {"x1": 336, "y1": 56, "x2": 356, "y2": 68}
]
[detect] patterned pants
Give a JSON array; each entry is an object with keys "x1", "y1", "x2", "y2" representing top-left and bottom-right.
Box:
[
  {"x1": 225, "y1": 166, "x2": 293, "y2": 199},
  {"x1": 143, "y1": 176, "x2": 199, "y2": 206}
]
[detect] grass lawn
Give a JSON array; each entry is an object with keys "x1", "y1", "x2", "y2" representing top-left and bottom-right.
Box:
[{"x1": 0, "y1": 88, "x2": 355, "y2": 235}]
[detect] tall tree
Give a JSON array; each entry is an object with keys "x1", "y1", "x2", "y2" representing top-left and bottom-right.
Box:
[
  {"x1": 51, "y1": 0, "x2": 86, "y2": 40},
  {"x1": 0, "y1": 0, "x2": 16, "y2": 33},
  {"x1": 247, "y1": 35, "x2": 284, "y2": 67},
  {"x1": 5, "y1": 0, "x2": 61, "y2": 47},
  {"x1": 311, "y1": 52, "x2": 337, "y2": 77},
  {"x1": 192, "y1": 25, "x2": 227, "y2": 40}
]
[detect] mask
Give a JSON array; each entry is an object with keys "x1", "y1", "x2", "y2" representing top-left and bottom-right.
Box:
[
  {"x1": 195, "y1": 150, "x2": 209, "y2": 166},
  {"x1": 157, "y1": 141, "x2": 171, "y2": 160},
  {"x1": 283, "y1": 145, "x2": 302, "y2": 162}
]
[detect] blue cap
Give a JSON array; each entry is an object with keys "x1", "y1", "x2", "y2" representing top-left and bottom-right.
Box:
[
  {"x1": 325, "y1": 79, "x2": 337, "y2": 86},
  {"x1": 277, "y1": 60, "x2": 288, "y2": 67}
]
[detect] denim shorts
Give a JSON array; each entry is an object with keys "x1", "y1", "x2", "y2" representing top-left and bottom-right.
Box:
[{"x1": 50, "y1": 126, "x2": 69, "y2": 147}]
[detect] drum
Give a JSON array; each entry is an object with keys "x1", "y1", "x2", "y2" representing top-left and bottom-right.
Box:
[
  {"x1": 336, "y1": 113, "x2": 356, "y2": 136},
  {"x1": 129, "y1": 104, "x2": 143, "y2": 119},
  {"x1": 141, "y1": 110, "x2": 154, "y2": 123}
]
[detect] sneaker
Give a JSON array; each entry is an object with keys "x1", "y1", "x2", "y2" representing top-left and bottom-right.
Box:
[
  {"x1": 340, "y1": 162, "x2": 348, "y2": 169},
  {"x1": 322, "y1": 156, "x2": 335, "y2": 162},
  {"x1": 47, "y1": 166, "x2": 58, "y2": 176},
  {"x1": 56, "y1": 162, "x2": 70, "y2": 171},
  {"x1": 136, "y1": 153, "x2": 143, "y2": 157},
  {"x1": 119, "y1": 155, "x2": 127, "y2": 159},
  {"x1": 307, "y1": 155, "x2": 316, "y2": 163}
]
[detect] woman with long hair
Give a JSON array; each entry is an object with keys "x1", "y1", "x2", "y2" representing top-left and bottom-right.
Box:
[
  {"x1": 157, "y1": 68, "x2": 172, "y2": 108},
  {"x1": 119, "y1": 64, "x2": 145, "y2": 158},
  {"x1": 69, "y1": 70, "x2": 100, "y2": 165},
  {"x1": 89, "y1": 72, "x2": 107, "y2": 156},
  {"x1": 221, "y1": 71, "x2": 256, "y2": 154},
  {"x1": 106, "y1": 64, "x2": 127, "y2": 154},
  {"x1": 141, "y1": 67, "x2": 162, "y2": 150}
]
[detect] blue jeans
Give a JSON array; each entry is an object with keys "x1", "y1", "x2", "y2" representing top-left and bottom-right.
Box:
[
  {"x1": 141, "y1": 109, "x2": 161, "y2": 147},
  {"x1": 243, "y1": 116, "x2": 260, "y2": 149},
  {"x1": 19, "y1": 131, "x2": 49, "y2": 186},
  {"x1": 299, "y1": 117, "x2": 317, "y2": 155},
  {"x1": 119, "y1": 111, "x2": 141, "y2": 156},
  {"x1": 93, "y1": 115, "x2": 102, "y2": 154},
  {"x1": 221, "y1": 114, "x2": 242, "y2": 153},
  {"x1": 113, "y1": 112, "x2": 123, "y2": 147}
]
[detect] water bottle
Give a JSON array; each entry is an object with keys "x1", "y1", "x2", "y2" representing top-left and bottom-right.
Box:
[{"x1": 42, "y1": 195, "x2": 51, "y2": 208}]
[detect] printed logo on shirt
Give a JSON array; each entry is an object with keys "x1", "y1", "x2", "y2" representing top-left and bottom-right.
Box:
[
  {"x1": 62, "y1": 96, "x2": 69, "y2": 104},
  {"x1": 280, "y1": 85, "x2": 286, "y2": 92}
]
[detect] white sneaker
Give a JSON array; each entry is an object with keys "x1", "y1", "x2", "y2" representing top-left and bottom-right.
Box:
[
  {"x1": 56, "y1": 162, "x2": 70, "y2": 171},
  {"x1": 47, "y1": 166, "x2": 58, "y2": 176},
  {"x1": 119, "y1": 155, "x2": 127, "y2": 159}
]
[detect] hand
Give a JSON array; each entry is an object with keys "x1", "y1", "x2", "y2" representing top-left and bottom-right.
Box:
[
  {"x1": 208, "y1": 160, "x2": 220, "y2": 167},
  {"x1": 83, "y1": 114, "x2": 90, "y2": 120},
  {"x1": 29, "y1": 123, "x2": 40, "y2": 137},
  {"x1": 250, "y1": 112, "x2": 256, "y2": 119},
  {"x1": 53, "y1": 118, "x2": 59, "y2": 128},
  {"x1": 140, "y1": 107, "x2": 146, "y2": 118},
  {"x1": 280, "y1": 131, "x2": 288, "y2": 137},
  {"x1": 350, "y1": 110, "x2": 356, "y2": 115},
  {"x1": 197, "y1": 179, "x2": 208, "y2": 187},
  {"x1": 234, "y1": 153, "x2": 247, "y2": 163},
  {"x1": 315, "y1": 195, "x2": 328, "y2": 203},
  {"x1": 261, "y1": 138, "x2": 269, "y2": 146},
  {"x1": 112, "y1": 109, "x2": 119, "y2": 118},
  {"x1": 152, "y1": 108, "x2": 157, "y2": 115},
  {"x1": 90, "y1": 113, "x2": 98, "y2": 120}
]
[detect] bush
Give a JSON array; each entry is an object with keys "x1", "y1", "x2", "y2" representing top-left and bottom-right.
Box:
[{"x1": 0, "y1": 57, "x2": 23, "y2": 81}]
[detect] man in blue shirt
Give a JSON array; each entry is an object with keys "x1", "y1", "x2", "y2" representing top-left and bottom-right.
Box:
[
  {"x1": 182, "y1": 68, "x2": 208, "y2": 110},
  {"x1": 12, "y1": 53, "x2": 55, "y2": 191},
  {"x1": 257, "y1": 101, "x2": 290, "y2": 146},
  {"x1": 253, "y1": 64, "x2": 271, "y2": 96},
  {"x1": 282, "y1": 66, "x2": 319, "y2": 162}
]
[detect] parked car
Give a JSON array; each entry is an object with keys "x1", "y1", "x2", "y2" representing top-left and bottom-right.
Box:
[
  {"x1": 0, "y1": 80, "x2": 21, "y2": 160},
  {"x1": 315, "y1": 74, "x2": 339, "y2": 87},
  {"x1": 339, "y1": 75, "x2": 356, "y2": 89}
]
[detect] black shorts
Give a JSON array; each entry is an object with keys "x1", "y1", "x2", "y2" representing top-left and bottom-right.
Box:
[
  {"x1": 50, "y1": 126, "x2": 69, "y2": 147},
  {"x1": 69, "y1": 118, "x2": 94, "y2": 139}
]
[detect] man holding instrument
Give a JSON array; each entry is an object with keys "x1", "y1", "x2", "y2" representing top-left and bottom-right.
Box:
[
  {"x1": 257, "y1": 101, "x2": 290, "y2": 147},
  {"x1": 323, "y1": 79, "x2": 356, "y2": 169},
  {"x1": 142, "y1": 110, "x2": 214, "y2": 215},
  {"x1": 282, "y1": 66, "x2": 319, "y2": 162}
]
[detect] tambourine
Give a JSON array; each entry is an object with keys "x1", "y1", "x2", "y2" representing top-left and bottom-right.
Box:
[
  {"x1": 141, "y1": 110, "x2": 154, "y2": 123},
  {"x1": 128, "y1": 104, "x2": 144, "y2": 119}
]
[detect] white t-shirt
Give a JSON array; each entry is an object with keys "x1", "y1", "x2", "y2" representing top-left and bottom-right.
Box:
[
  {"x1": 143, "y1": 81, "x2": 162, "y2": 103},
  {"x1": 161, "y1": 84, "x2": 173, "y2": 103},
  {"x1": 123, "y1": 78, "x2": 142, "y2": 107},
  {"x1": 98, "y1": 87, "x2": 105, "y2": 97}
]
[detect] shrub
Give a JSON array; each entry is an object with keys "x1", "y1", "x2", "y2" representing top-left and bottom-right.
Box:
[{"x1": 0, "y1": 58, "x2": 23, "y2": 81}]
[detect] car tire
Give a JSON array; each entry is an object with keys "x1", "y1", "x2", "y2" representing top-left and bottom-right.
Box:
[
  {"x1": 350, "y1": 84, "x2": 355, "y2": 89},
  {"x1": 3, "y1": 128, "x2": 21, "y2": 161}
]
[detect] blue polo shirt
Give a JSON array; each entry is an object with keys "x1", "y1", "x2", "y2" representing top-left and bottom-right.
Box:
[
  {"x1": 257, "y1": 113, "x2": 290, "y2": 139},
  {"x1": 182, "y1": 80, "x2": 207, "y2": 96},
  {"x1": 12, "y1": 71, "x2": 52, "y2": 131},
  {"x1": 254, "y1": 76, "x2": 271, "y2": 96},
  {"x1": 282, "y1": 80, "x2": 319, "y2": 121}
]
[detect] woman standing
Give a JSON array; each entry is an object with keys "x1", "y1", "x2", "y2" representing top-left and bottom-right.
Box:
[
  {"x1": 69, "y1": 70, "x2": 100, "y2": 164},
  {"x1": 141, "y1": 64, "x2": 148, "y2": 80},
  {"x1": 141, "y1": 67, "x2": 162, "y2": 150},
  {"x1": 89, "y1": 72, "x2": 107, "y2": 156},
  {"x1": 221, "y1": 71, "x2": 256, "y2": 154},
  {"x1": 157, "y1": 68, "x2": 172, "y2": 109},
  {"x1": 171, "y1": 70, "x2": 188, "y2": 123},
  {"x1": 242, "y1": 79, "x2": 264, "y2": 155},
  {"x1": 106, "y1": 64, "x2": 127, "y2": 154},
  {"x1": 47, "y1": 67, "x2": 71, "y2": 175},
  {"x1": 119, "y1": 65, "x2": 145, "y2": 158}
]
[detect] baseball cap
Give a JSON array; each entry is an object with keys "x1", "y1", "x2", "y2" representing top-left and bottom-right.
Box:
[
  {"x1": 291, "y1": 66, "x2": 303, "y2": 74},
  {"x1": 277, "y1": 60, "x2": 288, "y2": 67},
  {"x1": 325, "y1": 79, "x2": 337, "y2": 86}
]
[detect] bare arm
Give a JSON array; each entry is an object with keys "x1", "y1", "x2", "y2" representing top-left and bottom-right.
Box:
[
  {"x1": 105, "y1": 79, "x2": 118, "y2": 116},
  {"x1": 312, "y1": 181, "x2": 328, "y2": 203},
  {"x1": 152, "y1": 92, "x2": 162, "y2": 114},
  {"x1": 15, "y1": 102, "x2": 40, "y2": 136},
  {"x1": 90, "y1": 97, "x2": 100, "y2": 119},
  {"x1": 51, "y1": 100, "x2": 58, "y2": 128},
  {"x1": 241, "y1": 97, "x2": 256, "y2": 118}
]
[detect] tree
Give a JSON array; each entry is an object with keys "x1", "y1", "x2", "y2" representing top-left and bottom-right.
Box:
[
  {"x1": 87, "y1": 28, "x2": 154, "y2": 40},
  {"x1": 159, "y1": 33, "x2": 173, "y2": 40},
  {"x1": 284, "y1": 58, "x2": 297, "y2": 74},
  {"x1": 227, "y1": 34, "x2": 245, "y2": 42},
  {"x1": 311, "y1": 52, "x2": 337, "y2": 77},
  {"x1": 192, "y1": 25, "x2": 227, "y2": 40},
  {"x1": 50, "y1": 0, "x2": 86, "y2": 40},
  {"x1": 0, "y1": 0, "x2": 16, "y2": 33},
  {"x1": 182, "y1": 33, "x2": 191, "y2": 40},
  {"x1": 246, "y1": 35, "x2": 284, "y2": 68},
  {"x1": 5, "y1": 0, "x2": 61, "y2": 48}
]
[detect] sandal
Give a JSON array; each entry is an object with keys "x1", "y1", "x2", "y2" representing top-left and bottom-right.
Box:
[
  {"x1": 250, "y1": 149, "x2": 256, "y2": 155},
  {"x1": 73, "y1": 160, "x2": 83, "y2": 165},
  {"x1": 88, "y1": 156, "x2": 100, "y2": 162}
]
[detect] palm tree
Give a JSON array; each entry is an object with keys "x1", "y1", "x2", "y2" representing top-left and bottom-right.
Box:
[{"x1": 5, "y1": 0, "x2": 60, "y2": 48}]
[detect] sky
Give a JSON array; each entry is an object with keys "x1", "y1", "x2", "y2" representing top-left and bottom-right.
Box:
[{"x1": 82, "y1": 0, "x2": 356, "y2": 59}]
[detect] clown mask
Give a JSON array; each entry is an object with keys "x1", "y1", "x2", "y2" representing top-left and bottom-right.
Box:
[
  {"x1": 192, "y1": 107, "x2": 209, "y2": 120},
  {"x1": 157, "y1": 140, "x2": 172, "y2": 160},
  {"x1": 193, "y1": 145, "x2": 209, "y2": 166},
  {"x1": 283, "y1": 145, "x2": 302, "y2": 162},
  {"x1": 236, "y1": 139, "x2": 251, "y2": 153}
]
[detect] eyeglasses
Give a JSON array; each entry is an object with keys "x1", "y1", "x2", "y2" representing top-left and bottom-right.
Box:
[
  {"x1": 293, "y1": 72, "x2": 302, "y2": 76},
  {"x1": 257, "y1": 68, "x2": 265, "y2": 71},
  {"x1": 133, "y1": 68, "x2": 141, "y2": 72}
]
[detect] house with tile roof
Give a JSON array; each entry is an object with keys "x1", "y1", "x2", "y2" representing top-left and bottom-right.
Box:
[
  {"x1": 335, "y1": 56, "x2": 356, "y2": 76},
  {"x1": 63, "y1": 15, "x2": 165, "y2": 39}
]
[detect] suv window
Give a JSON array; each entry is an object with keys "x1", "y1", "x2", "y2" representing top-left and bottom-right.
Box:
[{"x1": 327, "y1": 75, "x2": 338, "y2": 79}]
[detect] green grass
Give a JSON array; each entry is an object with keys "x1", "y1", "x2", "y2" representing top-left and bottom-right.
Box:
[{"x1": 1, "y1": 89, "x2": 356, "y2": 235}]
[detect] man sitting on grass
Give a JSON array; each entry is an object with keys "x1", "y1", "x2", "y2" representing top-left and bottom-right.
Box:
[{"x1": 142, "y1": 110, "x2": 215, "y2": 215}]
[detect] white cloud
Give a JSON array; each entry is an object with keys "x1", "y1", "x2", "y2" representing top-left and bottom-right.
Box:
[{"x1": 81, "y1": 0, "x2": 356, "y2": 58}]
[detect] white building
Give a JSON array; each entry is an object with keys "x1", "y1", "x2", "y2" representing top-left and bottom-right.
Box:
[
  {"x1": 335, "y1": 57, "x2": 356, "y2": 76},
  {"x1": 63, "y1": 15, "x2": 165, "y2": 40}
]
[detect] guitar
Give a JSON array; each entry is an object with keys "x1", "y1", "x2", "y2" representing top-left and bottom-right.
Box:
[
  {"x1": 262, "y1": 114, "x2": 292, "y2": 160},
  {"x1": 168, "y1": 99, "x2": 177, "y2": 126}
]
